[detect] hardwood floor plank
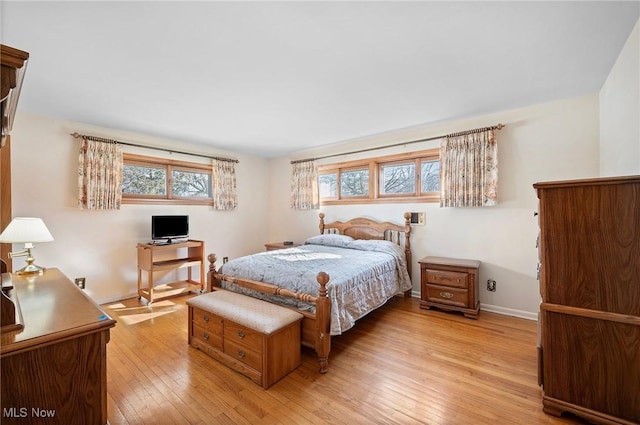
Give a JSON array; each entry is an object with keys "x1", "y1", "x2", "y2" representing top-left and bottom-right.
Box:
[{"x1": 104, "y1": 295, "x2": 587, "y2": 425}]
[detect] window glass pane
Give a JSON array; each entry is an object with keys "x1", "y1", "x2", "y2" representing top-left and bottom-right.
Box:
[
  {"x1": 421, "y1": 160, "x2": 440, "y2": 192},
  {"x1": 319, "y1": 173, "x2": 337, "y2": 198},
  {"x1": 341, "y1": 169, "x2": 369, "y2": 197},
  {"x1": 380, "y1": 163, "x2": 415, "y2": 195},
  {"x1": 122, "y1": 164, "x2": 166, "y2": 195},
  {"x1": 172, "y1": 169, "x2": 212, "y2": 198}
]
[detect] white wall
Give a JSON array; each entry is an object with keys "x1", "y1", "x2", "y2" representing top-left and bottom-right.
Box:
[
  {"x1": 9, "y1": 112, "x2": 270, "y2": 303},
  {"x1": 8, "y1": 94, "x2": 602, "y2": 316},
  {"x1": 600, "y1": 18, "x2": 640, "y2": 176},
  {"x1": 267, "y1": 94, "x2": 600, "y2": 319}
]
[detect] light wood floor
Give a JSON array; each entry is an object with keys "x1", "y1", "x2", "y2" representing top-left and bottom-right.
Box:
[{"x1": 103, "y1": 295, "x2": 587, "y2": 425}]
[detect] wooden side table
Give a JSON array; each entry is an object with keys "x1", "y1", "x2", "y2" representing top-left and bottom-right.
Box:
[
  {"x1": 419, "y1": 256, "x2": 481, "y2": 319},
  {"x1": 137, "y1": 239, "x2": 205, "y2": 303},
  {"x1": 264, "y1": 242, "x2": 301, "y2": 251}
]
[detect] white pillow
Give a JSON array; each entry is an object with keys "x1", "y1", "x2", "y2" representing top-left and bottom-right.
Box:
[{"x1": 304, "y1": 234, "x2": 354, "y2": 248}]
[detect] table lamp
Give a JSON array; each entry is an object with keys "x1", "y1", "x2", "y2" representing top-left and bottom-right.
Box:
[{"x1": 0, "y1": 217, "x2": 54, "y2": 275}]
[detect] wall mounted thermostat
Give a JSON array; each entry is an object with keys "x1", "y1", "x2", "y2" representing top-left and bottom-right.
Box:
[{"x1": 410, "y1": 212, "x2": 425, "y2": 225}]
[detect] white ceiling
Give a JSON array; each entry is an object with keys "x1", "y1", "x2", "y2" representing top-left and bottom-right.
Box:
[{"x1": 2, "y1": 1, "x2": 639, "y2": 158}]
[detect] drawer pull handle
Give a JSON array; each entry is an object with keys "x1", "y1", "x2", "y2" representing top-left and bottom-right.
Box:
[
  {"x1": 237, "y1": 350, "x2": 246, "y2": 358},
  {"x1": 237, "y1": 330, "x2": 245, "y2": 338},
  {"x1": 203, "y1": 332, "x2": 210, "y2": 340},
  {"x1": 439, "y1": 292, "x2": 454, "y2": 299},
  {"x1": 203, "y1": 315, "x2": 210, "y2": 323}
]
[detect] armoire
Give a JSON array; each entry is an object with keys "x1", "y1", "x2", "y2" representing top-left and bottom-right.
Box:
[
  {"x1": 534, "y1": 175, "x2": 639, "y2": 425},
  {"x1": 1, "y1": 44, "x2": 30, "y2": 270}
]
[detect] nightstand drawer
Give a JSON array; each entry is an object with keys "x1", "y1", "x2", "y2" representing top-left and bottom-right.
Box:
[
  {"x1": 425, "y1": 269, "x2": 468, "y2": 289},
  {"x1": 424, "y1": 284, "x2": 469, "y2": 308}
]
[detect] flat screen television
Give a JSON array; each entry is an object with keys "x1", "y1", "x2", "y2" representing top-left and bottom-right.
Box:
[{"x1": 151, "y1": 215, "x2": 189, "y2": 243}]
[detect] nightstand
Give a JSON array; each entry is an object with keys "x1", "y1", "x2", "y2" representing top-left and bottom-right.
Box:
[
  {"x1": 419, "y1": 256, "x2": 481, "y2": 319},
  {"x1": 264, "y1": 242, "x2": 301, "y2": 251}
]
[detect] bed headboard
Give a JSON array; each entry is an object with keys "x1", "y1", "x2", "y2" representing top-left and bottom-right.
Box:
[{"x1": 318, "y1": 212, "x2": 412, "y2": 279}]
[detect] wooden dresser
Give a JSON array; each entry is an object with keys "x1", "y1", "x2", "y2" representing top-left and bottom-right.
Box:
[
  {"x1": 418, "y1": 256, "x2": 481, "y2": 319},
  {"x1": 1, "y1": 269, "x2": 116, "y2": 425},
  {"x1": 534, "y1": 175, "x2": 640, "y2": 424}
]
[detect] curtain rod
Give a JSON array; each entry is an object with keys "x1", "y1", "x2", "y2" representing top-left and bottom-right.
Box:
[
  {"x1": 70, "y1": 132, "x2": 239, "y2": 163},
  {"x1": 290, "y1": 123, "x2": 505, "y2": 164}
]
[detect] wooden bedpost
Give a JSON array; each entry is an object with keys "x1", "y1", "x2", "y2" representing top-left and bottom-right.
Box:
[
  {"x1": 403, "y1": 212, "x2": 413, "y2": 297},
  {"x1": 315, "y1": 271, "x2": 331, "y2": 374},
  {"x1": 319, "y1": 212, "x2": 325, "y2": 234},
  {"x1": 206, "y1": 253, "x2": 217, "y2": 292}
]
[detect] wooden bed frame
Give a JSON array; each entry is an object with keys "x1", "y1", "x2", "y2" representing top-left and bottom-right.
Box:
[{"x1": 207, "y1": 212, "x2": 412, "y2": 374}]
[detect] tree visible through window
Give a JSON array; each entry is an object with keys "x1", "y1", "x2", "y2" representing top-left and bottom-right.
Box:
[
  {"x1": 318, "y1": 148, "x2": 440, "y2": 204},
  {"x1": 172, "y1": 169, "x2": 211, "y2": 198},
  {"x1": 122, "y1": 164, "x2": 166, "y2": 195},
  {"x1": 421, "y1": 160, "x2": 440, "y2": 192},
  {"x1": 319, "y1": 173, "x2": 337, "y2": 198},
  {"x1": 341, "y1": 169, "x2": 369, "y2": 197},
  {"x1": 122, "y1": 154, "x2": 213, "y2": 205},
  {"x1": 381, "y1": 163, "x2": 415, "y2": 195}
]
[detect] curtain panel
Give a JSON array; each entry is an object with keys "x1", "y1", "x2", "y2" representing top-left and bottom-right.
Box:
[
  {"x1": 440, "y1": 130, "x2": 498, "y2": 207},
  {"x1": 291, "y1": 161, "x2": 319, "y2": 210},
  {"x1": 212, "y1": 159, "x2": 238, "y2": 210},
  {"x1": 78, "y1": 138, "x2": 123, "y2": 210}
]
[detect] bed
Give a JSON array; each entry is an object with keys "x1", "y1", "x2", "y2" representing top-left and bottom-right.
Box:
[{"x1": 207, "y1": 212, "x2": 413, "y2": 373}]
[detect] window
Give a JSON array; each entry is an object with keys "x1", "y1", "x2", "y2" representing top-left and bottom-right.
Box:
[
  {"x1": 421, "y1": 159, "x2": 440, "y2": 192},
  {"x1": 318, "y1": 149, "x2": 440, "y2": 205},
  {"x1": 318, "y1": 173, "x2": 337, "y2": 199},
  {"x1": 340, "y1": 167, "x2": 369, "y2": 198},
  {"x1": 380, "y1": 162, "x2": 415, "y2": 195},
  {"x1": 122, "y1": 154, "x2": 213, "y2": 205}
]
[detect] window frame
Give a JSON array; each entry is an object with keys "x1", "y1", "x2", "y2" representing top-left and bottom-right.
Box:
[
  {"x1": 339, "y1": 163, "x2": 372, "y2": 200},
  {"x1": 318, "y1": 148, "x2": 440, "y2": 205},
  {"x1": 122, "y1": 153, "x2": 214, "y2": 206}
]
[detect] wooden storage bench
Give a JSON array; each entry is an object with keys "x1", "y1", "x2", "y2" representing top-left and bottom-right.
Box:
[{"x1": 187, "y1": 290, "x2": 303, "y2": 389}]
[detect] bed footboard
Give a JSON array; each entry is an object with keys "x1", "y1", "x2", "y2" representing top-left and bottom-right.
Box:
[{"x1": 207, "y1": 253, "x2": 332, "y2": 373}]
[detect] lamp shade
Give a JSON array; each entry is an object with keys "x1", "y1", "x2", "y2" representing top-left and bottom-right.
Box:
[{"x1": 0, "y1": 217, "x2": 54, "y2": 243}]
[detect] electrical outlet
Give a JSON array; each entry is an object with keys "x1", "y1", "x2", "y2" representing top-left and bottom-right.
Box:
[
  {"x1": 223, "y1": 256, "x2": 229, "y2": 264},
  {"x1": 75, "y1": 277, "x2": 86, "y2": 289},
  {"x1": 487, "y1": 279, "x2": 496, "y2": 292}
]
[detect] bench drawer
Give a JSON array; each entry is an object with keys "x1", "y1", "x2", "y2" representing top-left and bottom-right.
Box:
[
  {"x1": 192, "y1": 323, "x2": 223, "y2": 350},
  {"x1": 224, "y1": 338, "x2": 262, "y2": 371},
  {"x1": 191, "y1": 307, "x2": 223, "y2": 331},
  {"x1": 224, "y1": 321, "x2": 263, "y2": 352}
]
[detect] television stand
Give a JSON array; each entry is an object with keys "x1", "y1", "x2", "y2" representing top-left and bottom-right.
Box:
[{"x1": 136, "y1": 239, "x2": 205, "y2": 304}]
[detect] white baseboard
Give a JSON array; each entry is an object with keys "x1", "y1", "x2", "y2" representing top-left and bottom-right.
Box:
[
  {"x1": 477, "y1": 304, "x2": 537, "y2": 321},
  {"x1": 409, "y1": 291, "x2": 537, "y2": 321}
]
